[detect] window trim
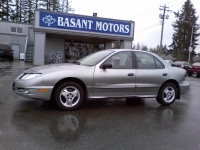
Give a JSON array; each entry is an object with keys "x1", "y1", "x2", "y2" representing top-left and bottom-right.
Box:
[{"x1": 10, "y1": 27, "x2": 23, "y2": 34}]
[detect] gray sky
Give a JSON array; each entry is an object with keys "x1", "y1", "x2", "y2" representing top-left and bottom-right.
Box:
[{"x1": 71, "y1": 0, "x2": 200, "y2": 53}]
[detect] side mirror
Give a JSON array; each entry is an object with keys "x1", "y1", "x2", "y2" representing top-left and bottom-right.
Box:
[{"x1": 102, "y1": 63, "x2": 112, "y2": 69}]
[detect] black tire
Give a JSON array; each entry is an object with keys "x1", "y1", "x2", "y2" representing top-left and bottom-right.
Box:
[
  {"x1": 9, "y1": 57, "x2": 13, "y2": 61},
  {"x1": 157, "y1": 83, "x2": 177, "y2": 106},
  {"x1": 188, "y1": 73, "x2": 192, "y2": 76},
  {"x1": 55, "y1": 82, "x2": 85, "y2": 111}
]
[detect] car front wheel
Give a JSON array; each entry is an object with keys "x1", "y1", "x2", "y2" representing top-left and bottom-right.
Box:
[
  {"x1": 157, "y1": 83, "x2": 177, "y2": 106},
  {"x1": 55, "y1": 82, "x2": 85, "y2": 110}
]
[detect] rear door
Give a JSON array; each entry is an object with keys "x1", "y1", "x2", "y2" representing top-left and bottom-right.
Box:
[{"x1": 134, "y1": 51, "x2": 169, "y2": 96}]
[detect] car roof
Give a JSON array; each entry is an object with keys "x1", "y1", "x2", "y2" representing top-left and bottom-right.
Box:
[
  {"x1": 111, "y1": 49, "x2": 156, "y2": 55},
  {"x1": 174, "y1": 61, "x2": 188, "y2": 63},
  {"x1": 0, "y1": 44, "x2": 11, "y2": 47},
  {"x1": 193, "y1": 62, "x2": 200, "y2": 66}
]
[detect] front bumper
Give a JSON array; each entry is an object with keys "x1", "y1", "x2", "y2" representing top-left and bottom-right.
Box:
[{"x1": 13, "y1": 76, "x2": 53, "y2": 101}]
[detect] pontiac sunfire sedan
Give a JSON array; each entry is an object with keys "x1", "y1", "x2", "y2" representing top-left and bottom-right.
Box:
[{"x1": 13, "y1": 49, "x2": 190, "y2": 110}]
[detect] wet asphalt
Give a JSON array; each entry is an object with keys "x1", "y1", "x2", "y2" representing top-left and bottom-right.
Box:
[{"x1": 0, "y1": 60, "x2": 200, "y2": 150}]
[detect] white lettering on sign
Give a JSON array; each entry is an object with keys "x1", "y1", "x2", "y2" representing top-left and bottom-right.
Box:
[
  {"x1": 96, "y1": 21, "x2": 102, "y2": 31},
  {"x1": 88, "y1": 20, "x2": 93, "y2": 29},
  {"x1": 113, "y1": 24, "x2": 119, "y2": 32},
  {"x1": 65, "y1": 18, "x2": 69, "y2": 26},
  {"x1": 82, "y1": 19, "x2": 88, "y2": 29},
  {"x1": 58, "y1": 17, "x2": 64, "y2": 26},
  {"x1": 56, "y1": 16, "x2": 130, "y2": 34},
  {"x1": 102, "y1": 23, "x2": 109, "y2": 31},
  {"x1": 125, "y1": 25, "x2": 130, "y2": 33},
  {"x1": 70, "y1": 18, "x2": 75, "y2": 27},
  {"x1": 109, "y1": 23, "x2": 113, "y2": 32},
  {"x1": 119, "y1": 24, "x2": 125, "y2": 33},
  {"x1": 76, "y1": 19, "x2": 82, "y2": 28}
]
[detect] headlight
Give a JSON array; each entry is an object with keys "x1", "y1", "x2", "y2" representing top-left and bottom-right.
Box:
[{"x1": 19, "y1": 73, "x2": 41, "y2": 80}]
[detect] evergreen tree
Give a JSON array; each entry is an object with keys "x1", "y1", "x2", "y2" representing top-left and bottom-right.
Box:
[
  {"x1": 40, "y1": 0, "x2": 60, "y2": 11},
  {"x1": 136, "y1": 43, "x2": 140, "y2": 50},
  {"x1": 0, "y1": 0, "x2": 13, "y2": 21},
  {"x1": 149, "y1": 45, "x2": 160, "y2": 54},
  {"x1": 61, "y1": 0, "x2": 75, "y2": 13},
  {"x1": 21, "y1": 0, "x2": 35, "y2": 23},
  {"x1": 141, "y1": 44, "x2": 148, "y2": 51},
  {"x1": 169, "y1": 0, "x2": 200, "y2": 61},
  {"x1": 11, "y1": 0, "x2": 22, "y2": 22}
]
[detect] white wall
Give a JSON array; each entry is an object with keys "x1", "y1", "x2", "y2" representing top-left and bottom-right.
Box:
[{"x1": 0, "y1": 21, "x2": 32, "y2": 36}]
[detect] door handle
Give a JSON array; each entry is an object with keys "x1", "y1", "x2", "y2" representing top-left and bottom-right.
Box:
[
  {"x1": 128, "y1": 73, "x2": 134, "y2": 76},
  {"x1": 162, "y1": 73, "x2": 168, "y2": 76}
]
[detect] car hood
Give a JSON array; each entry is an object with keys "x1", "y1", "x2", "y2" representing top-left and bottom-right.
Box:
[{"x1": 24, "y1": 63, "x2": 92, "y2": 74}]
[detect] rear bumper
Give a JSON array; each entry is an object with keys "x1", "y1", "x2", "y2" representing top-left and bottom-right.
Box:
[
  {"x1": 179, "y1": 81, "x2": 190, "y2": 94},
  {"x1": 187, "y1": 70, "x2": 200, "y2": 75},
  {"x1": 0, "y1": 54, "x2": 13, "y2": 59}
]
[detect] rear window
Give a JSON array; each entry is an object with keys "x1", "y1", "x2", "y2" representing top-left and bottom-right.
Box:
[{"x1": 0, "y1": 45, "x2": 10, "y2": 50}]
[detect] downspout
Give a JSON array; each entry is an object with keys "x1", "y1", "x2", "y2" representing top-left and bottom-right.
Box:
[{"x1": 24, "y1": 35, "x2": 28, "y2": 61}]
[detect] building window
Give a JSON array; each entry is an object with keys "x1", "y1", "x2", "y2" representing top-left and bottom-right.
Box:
[
  {"x1": 17, "y1": 27, "x2": 22, "y2": 33},
  {"x1": 10, "y1": 27, "x2": 23, "y2": 33},
  {"x1": 11, "y1": 27, "x2": 16, "y2": 33}
]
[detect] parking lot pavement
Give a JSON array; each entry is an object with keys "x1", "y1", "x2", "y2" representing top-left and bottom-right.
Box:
[
  {"x1": 0, "y1": 60, "x2": 33, "y2": 103},
  {"x1": 0, "y1": 60, "x2": 200, "y2": 150}
]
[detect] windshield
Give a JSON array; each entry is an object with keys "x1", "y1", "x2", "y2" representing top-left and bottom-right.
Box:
[{"x1": 76, "y1": 50, "x2": 114, "y2": 66}]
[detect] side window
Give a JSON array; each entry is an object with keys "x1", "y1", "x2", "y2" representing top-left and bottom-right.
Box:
[
  {"x1": 135, "y1": 52, "x2": 156, "y2": 69},
  {"x1": 155, "y1": 58, "x2": 165, "y2": 69},
  {"x1": 104, "y1": 51, "x2": 133, "y2": 69}
]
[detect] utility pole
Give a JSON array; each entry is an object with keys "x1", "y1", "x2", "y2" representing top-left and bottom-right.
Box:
[{"x1": 159, "y1": 5, "x2": 171, "y2": 57}]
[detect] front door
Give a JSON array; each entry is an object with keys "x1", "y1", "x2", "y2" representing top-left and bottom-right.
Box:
[
  {"x1": 93, "y1": 51, "x2": 136, "y2": 97},
  {"x1": 11, "y1": 44, "x2": 20, "y2": 60}
]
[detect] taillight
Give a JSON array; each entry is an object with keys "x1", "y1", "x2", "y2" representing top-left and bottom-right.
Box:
[{"x1": 6, "y1": 49, "x2": 12, "y2": 54}]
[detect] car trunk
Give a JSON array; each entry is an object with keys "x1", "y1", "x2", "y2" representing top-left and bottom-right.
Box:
[{"x1": 192, "y1": 65, "x2": 200, "y2": 72}]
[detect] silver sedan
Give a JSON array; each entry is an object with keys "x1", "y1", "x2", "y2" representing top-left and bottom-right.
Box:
[{"x1": 13, "y1": 49, "x2": 190, "y2": 110}]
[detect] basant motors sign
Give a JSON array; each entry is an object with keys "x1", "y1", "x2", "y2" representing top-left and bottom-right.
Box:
[{"x1": 39, "y1": 12, "x2": 132, "y2": 36}]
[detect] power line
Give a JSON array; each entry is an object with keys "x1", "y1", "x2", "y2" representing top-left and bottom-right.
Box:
[
  {"x1": 132, "y1": 0, "x2": 183, "y2": 18},
  {"x1": 136, "y1": 22, "x2": 160, "y2": 32}
]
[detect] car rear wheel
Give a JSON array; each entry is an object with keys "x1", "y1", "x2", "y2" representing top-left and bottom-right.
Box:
[
  {"x1": 55, "y1": 82, "x2": 85, "y2": 110},
  {"x1": 157, "y1": 83, "x2": 177, "y2": 106},
  {"x1": 9, "y1": 57, "x2": 13, "y2": 61}
]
